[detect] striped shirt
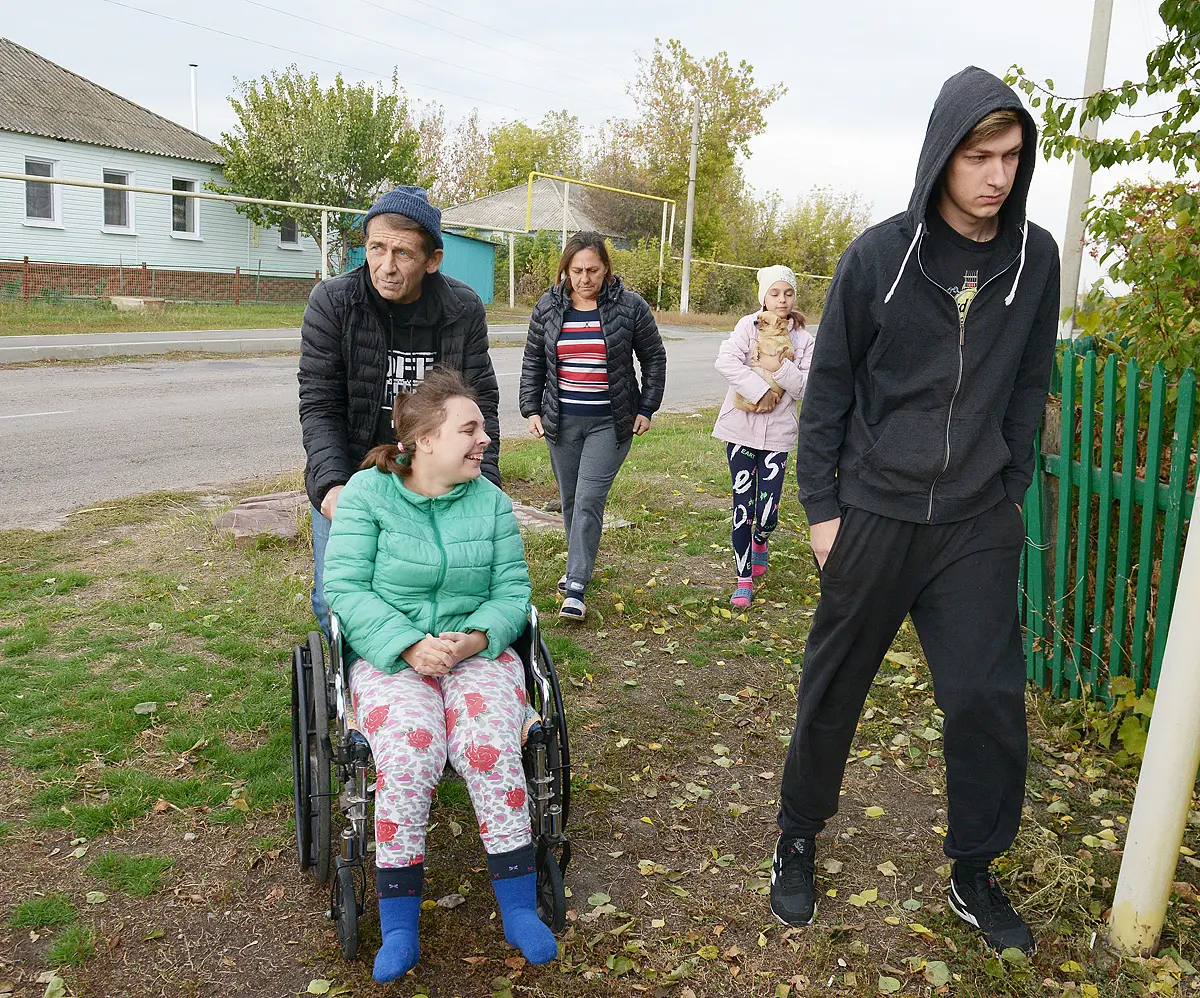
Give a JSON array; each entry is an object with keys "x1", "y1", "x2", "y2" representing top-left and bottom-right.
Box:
[{"x1": 556, "y1": 307, "x2": 611, "y2": 417}]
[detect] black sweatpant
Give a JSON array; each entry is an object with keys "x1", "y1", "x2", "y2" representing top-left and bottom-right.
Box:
[{"x1": 778, "y1": 501, "x2": 1028, "y2": 861}]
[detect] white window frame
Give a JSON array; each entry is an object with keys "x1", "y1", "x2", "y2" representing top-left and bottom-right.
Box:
[
  {"x1": 23, "y1": 157, "x2": 62, "y2": 228},
  {"x1": 170, "y1": 177, "x2": 202, "y2": 240},
  {"x1": 100, "y1": 168, "x2": 136, "y2": 235},
  {"x1": 279, "y1": 215, "x2": 302, "y2": 250}
]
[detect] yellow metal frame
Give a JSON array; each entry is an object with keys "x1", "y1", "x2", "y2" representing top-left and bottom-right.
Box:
[{"x1": 523, "y1": 172, "x2": 678, "y2": 308}]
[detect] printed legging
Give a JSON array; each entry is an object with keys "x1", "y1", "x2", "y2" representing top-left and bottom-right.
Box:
[
  {"x1": 350, "y1": 648, "x2": 532, "y2": 868},
  {"x1": 727, "y1": 443, "x2": 789, "y2": 577}
]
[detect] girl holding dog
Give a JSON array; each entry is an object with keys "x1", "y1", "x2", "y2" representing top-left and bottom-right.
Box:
[
  {"x1": 322, "y1": 368, "x2": 557, "y2": 982},
  {"x1": 712, "y1": 265, "x2": 817, "y2": 607}
]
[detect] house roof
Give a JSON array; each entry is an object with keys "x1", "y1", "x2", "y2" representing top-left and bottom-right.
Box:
[
  {"x1": 0, "y1": 38, "x2": 223, "y2": 165},
  {"x1": 442, "y1": 178, "x2": 618, "y2": 237}
]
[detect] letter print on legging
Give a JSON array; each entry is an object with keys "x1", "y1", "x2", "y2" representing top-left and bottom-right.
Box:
[
  {"x1": 726, "y1": 443, "x2": 788, "y2": 577},
  {"x1": 350, "y1": 649, "x2": 532, "y2": 868}
]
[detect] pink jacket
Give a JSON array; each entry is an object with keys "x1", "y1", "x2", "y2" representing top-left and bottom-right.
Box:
[{"x1": 712, "y1": 312, "x2": 817, "y2": 453}]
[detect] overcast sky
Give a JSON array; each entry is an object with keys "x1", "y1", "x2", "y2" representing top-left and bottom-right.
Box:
[{"x1": 7, "y1": 0, "x2": 1191, "y2": 289}]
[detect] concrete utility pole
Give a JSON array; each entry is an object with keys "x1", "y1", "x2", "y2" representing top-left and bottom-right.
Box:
[
  {"x1": 1109, "y1": 519, "x2": 1200, "y2": 955},
  {"x1": 189, "y1": 64, "x2": 198, "y2": 132},
  {"x1": 679, "y1": 93, "x2": 701, "y2": 314},
  {"x1": 1060, "y1": 0, "x2": 1114, "y2": 333}
]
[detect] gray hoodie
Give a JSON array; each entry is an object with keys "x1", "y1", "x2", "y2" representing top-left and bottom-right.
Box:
[{"x1": 796, "y1": 66, "x2": 1061, "y2": 526}]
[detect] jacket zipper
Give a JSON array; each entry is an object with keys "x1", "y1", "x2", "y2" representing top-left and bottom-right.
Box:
[
  {"x1": 915, "y1": 233, "x2": 1022, "y2": 522},
  {"x1": 372, "y1": 313, "x2": 393, "y2": 416},
  {"x1": 428, "y1": 499, "x2": 446, "y2": 628}
]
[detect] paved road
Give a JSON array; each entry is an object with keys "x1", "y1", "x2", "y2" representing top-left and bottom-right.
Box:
[
  {"x1": 0, "y1": 324, "x2": 530, "y2": 362},
  {"x1": 0, "y1": 327, "x2": 736, "y2": 530}
]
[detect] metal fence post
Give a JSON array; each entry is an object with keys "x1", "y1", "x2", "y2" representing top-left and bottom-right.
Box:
[
  {"x1": 22, "y1": 255, "x2": 30, "y2": 301},
  {"x1": 321, "y1": 210, "x2": 328, "y2": 282},
  {"x1": 234, "y1": 265, "x2": 240, "y2": 306},
  {"x1": 657, "y1": 202, "x2": 668, "y2": 310}
]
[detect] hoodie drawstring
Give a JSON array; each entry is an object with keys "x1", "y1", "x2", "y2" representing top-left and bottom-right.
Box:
[
  {"x1": 1005, "y1": 220, "x2": 1029, "y2": 307},
  {"x1": 884, "y1": 223, "x2": 923, "y2": 304}
]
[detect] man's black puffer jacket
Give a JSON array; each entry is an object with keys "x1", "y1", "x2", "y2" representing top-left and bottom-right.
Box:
[
  {"x1": 299, "y1": 267, "x2": 500, "y2": 508},
  {"x1": 519, "y1": 277, "x2": 667, "y2": 443}
]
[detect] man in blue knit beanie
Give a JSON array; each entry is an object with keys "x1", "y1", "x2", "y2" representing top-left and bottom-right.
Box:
[{"x1": 298, "y1": 184, "x2": 501, "y2": 637}]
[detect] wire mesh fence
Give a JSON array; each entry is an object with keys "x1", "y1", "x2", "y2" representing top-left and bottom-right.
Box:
[{"x1": 1, "y1": 172, "x2": 359, "y2": 305}]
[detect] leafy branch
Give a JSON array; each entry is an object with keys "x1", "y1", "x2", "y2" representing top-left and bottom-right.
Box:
[{"x1": 1005, "y1": 0, "x2": 1199, "y2": 175}]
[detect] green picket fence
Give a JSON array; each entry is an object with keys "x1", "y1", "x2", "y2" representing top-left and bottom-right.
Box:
[{"x1": 1019, "y1": 346, "x2": 1198, "y2": 699}]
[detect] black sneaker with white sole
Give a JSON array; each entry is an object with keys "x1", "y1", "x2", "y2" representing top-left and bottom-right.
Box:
[
  {"x1": 769, "y1": 835, "x2": 816, "y2": 926},
  {"x1": 948, "y1": 863, "x2": 1036, "y2": 955}
]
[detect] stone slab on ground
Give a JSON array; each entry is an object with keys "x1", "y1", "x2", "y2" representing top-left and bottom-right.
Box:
[
  {"x1": 211, "y1": 490, "x2": 308, "y2": 546},
  {"x1": 109, "y1": 296, "x2": 166, "y2": 312},
  {"x1": 512, "y1": 502, "x2": 631, "y2": 532}
]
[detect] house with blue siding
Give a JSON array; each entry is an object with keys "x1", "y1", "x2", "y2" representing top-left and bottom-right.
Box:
[{"x1": 0, "y1": 37, "x2": 322, "y2": 300}]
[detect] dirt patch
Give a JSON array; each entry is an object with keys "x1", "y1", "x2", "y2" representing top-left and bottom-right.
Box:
[{"x1": 505, "y1": 479, "x2": 561, "y2": 509}]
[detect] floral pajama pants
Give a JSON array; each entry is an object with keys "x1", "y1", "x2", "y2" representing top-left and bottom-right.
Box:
[{"x1": 350, "y1": 648, "x2": 532, "y2": 869}]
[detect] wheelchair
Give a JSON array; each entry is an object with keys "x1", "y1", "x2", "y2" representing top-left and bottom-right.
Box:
[{"x1": 289, "y1": 606, "x2": 571, "y2": 961}]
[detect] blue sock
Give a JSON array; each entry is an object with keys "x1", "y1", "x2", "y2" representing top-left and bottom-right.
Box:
[
  {"x1": 374, "y1": 865, "x2": 422, "y2": 983},
  {"x1": 488, "y1": 845, "x2": 558, "y2": 965}
]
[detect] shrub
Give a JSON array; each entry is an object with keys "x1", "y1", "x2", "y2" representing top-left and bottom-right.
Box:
[{"x1": 1079, "y1": 180, "x2": 1200, "y2": 375}]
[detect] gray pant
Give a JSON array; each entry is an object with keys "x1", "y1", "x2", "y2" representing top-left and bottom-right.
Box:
[{"x1": 546, "y1": 418, "x2": 631, "y2": 595}]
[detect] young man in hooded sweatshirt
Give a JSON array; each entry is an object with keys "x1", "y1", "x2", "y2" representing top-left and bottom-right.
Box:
[{"x1": 771, "y1": 67, "x2": 1060, "y2": 954}]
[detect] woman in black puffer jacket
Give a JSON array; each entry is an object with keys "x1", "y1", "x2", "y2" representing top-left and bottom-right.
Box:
[{"x1": 519, "y1": 231, "x2": 667, "y2": 621}]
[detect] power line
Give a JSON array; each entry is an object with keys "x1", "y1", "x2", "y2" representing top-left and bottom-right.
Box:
[
  {"x1": 97, "y1": 0, "x2": 531, "y2": 113},
  {"x1": 238, "y1": 0, "x2": 625, "y2": 113},
  {"x1": 400, "y1": 0, "x2": 629, "y2": 78},
  {"x1": 351, "y1": 0, "x2": 630, "y2": 104}
]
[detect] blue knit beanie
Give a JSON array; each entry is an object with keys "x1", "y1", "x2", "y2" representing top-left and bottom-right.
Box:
[{"x1": 362, "y1": 185, "x2": 443, "y2": 250}]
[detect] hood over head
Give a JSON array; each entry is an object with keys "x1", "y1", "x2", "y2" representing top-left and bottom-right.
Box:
[
  {"x1": 908, "y1": 66, "x2": 1038, "y2": 232},
  {"x1": 884, "y1": 66, "x2": 1039, "y2": 308}
]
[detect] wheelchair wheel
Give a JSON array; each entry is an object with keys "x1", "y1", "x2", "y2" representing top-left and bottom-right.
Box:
[
  {"x1": 291, "y1": 634, "x2": 334, "y2": 883},
  {"x1": 539, "y1": 635, "x2": 572, "y2": 829},
  {"x1": 290, "y1": 645, "x2": 313, "y2": 872},
  {"x1": 332, "y1": 863, "x2": 360, "y2": 961},
  {"x1": 308, "y1": 632, "x2": 333, "y2": 886},
  {"x1": 535, "y1": 842, "x2": 566, "y2": 933}
]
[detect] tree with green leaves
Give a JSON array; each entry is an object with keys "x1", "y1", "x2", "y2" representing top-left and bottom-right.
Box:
[
  {"x1": 432, "y1": 110, "x2": 582, "y2": 207},
  {"x1": 1009, "y1": 2, "x2": 1199, "y2": 367},
  {"x1": 1008, "y1": 1, "x2": 1198, "y2": 174},
  {"x1": 590, "y1": 39, "x2": 786, "y2": 254},
  {"x1": 218, "y1": 67, "x2": 429, "y2": 268},
  {"x1": 1076, "y1": 181, "x2": 1200, "y2": 375},
  {"x1": 484, "y1": 111, "x2": 582, "y2": 194}
]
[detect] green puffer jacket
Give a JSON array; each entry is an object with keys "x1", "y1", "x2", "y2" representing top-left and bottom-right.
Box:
[{"x1": 322, "y1": 467, "x2": 531, "y2": 673}]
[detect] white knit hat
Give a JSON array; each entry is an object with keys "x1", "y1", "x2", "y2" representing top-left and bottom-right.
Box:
[{"x1": 757, "y1": 265, "x2": 797, "y2": 306}]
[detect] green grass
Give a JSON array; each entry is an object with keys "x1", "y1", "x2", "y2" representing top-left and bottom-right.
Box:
[
  {"x1": 86, "y1": 852, "x2": 174, "y2": 896},
  {"x1": 8, "y1": 894, "x2": 76, "y2": 929},
  {"x1": 0, "y1": 299, "x2": 309, "y2": 336},
  {"x1": 0, "y1": 482, "x2": 307, "y2": 834},
  {"x1": 0, "y1": 418, "x2": 1196, "y2": 997},
  {"x1": 0, "y1": 297, "x2": 533, "y2": 337},
  {"x1": 45, "y1": 923, "x2": 95, "y2": 967}
]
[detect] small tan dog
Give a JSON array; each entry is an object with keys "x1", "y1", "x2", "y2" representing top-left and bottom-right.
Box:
[{"x1": 733, "y1": 309, "x2": 795, "y2": 413}]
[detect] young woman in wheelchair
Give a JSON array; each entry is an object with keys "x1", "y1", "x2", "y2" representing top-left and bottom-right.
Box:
[{"x1": 322, "y1": 367, "x2": 558, "y2": 982}]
